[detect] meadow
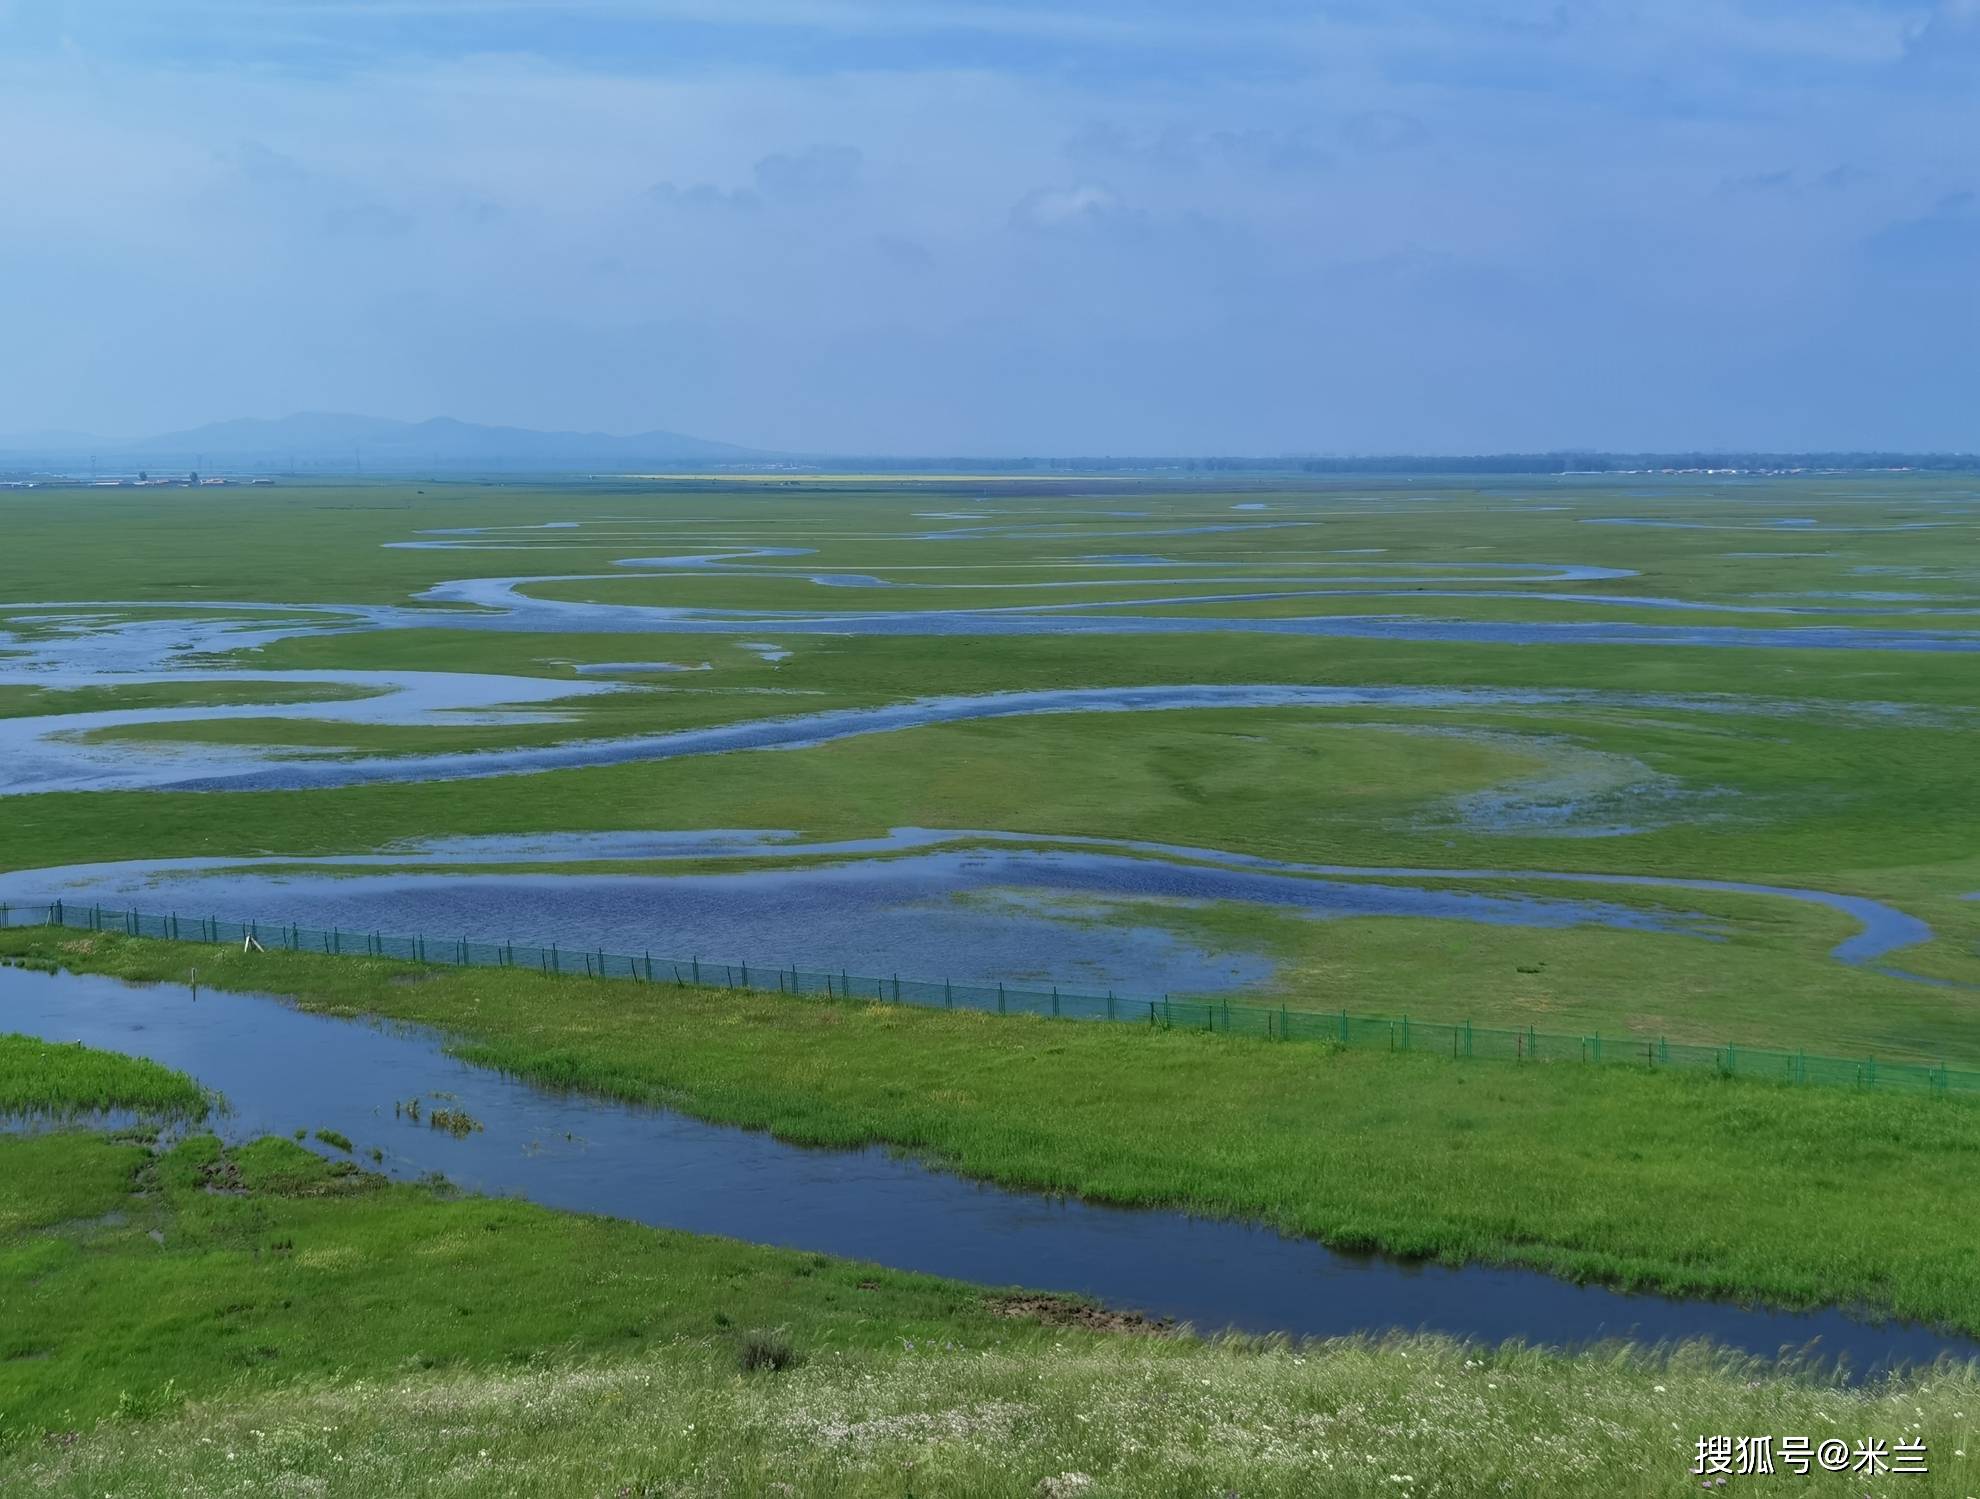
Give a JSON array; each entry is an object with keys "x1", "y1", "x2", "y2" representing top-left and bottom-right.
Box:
[
  {"x1": 3, "y1": 472, "x2": 1979, "y2": 1489},
  {"x1": 4, "y1": 1039, "x2": 1979, "y2": 1498},
  {"x1": 7, "y1": 1108, "x2": 1972, "y2": 1489},
  {"x1": 2, "y1": 475, "x2": 1977, "y2": 1053}
]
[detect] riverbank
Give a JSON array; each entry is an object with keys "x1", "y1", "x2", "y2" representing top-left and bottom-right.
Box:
[
  {"x1": 9, "y1": 929, "x2": 1980, "y2": 1334},
  {"x1": 4, "y1": 1052, "x2": 1977, "y2": 1498}
]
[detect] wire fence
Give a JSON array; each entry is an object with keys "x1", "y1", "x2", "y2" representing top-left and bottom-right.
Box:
[{"x1": 6, "y1": 896, "x2": 1977, "y2": 1100}]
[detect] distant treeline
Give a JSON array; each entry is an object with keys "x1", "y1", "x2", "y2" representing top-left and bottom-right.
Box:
[{"x1": 833, "y1": 452, "x2": 1980, "y2": 476}]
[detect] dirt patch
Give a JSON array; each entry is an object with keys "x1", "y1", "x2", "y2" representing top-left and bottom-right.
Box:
[
  {"x1": 985, "y1": 1294, "x2": 1176, "y2": 1335},
  {"x1": 200, "y1": 1158, "x2": 248, "y2": 1195}
]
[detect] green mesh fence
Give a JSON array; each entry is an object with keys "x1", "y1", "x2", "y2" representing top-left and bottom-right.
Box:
[{"x1": 6, "y1": 897, "x2": 1975, "y2": 1099}]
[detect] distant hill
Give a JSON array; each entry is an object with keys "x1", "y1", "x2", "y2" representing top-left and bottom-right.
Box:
[
  {"x1": 4, "y1": 418, "x2": 1975, "y2": 478},
  {"x1": 0, "y1": 412, "x2": 767, "y2": 473}
]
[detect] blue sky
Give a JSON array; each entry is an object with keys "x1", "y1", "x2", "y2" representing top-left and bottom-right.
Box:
[{"x1": 3, "y1": 0, "x2": 1976, "y2": 454}]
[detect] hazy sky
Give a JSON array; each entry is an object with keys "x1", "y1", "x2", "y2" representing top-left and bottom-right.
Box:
[{"x1": 4, "y1": 1, "x2": 1977, "y2": 454}]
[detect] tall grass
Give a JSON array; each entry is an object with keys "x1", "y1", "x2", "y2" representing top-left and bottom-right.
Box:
[
  {"x1": 10, "y1": 1335, "x2": 1979, "y2": 1498},
  {"x1": 0, "y1": 1032, "x2": 206, "y2": 1120}
]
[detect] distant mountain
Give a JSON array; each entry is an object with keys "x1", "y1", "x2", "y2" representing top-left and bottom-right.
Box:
[{"x1": 0, "y1": 412, "x2": 768, "y2": 472}]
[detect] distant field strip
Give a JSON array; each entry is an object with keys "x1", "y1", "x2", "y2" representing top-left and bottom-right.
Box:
[{"x1": 13, "y1": 898, "x2": 1974, "y2": 1100}]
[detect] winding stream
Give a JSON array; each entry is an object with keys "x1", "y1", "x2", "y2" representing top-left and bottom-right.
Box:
[
  {"x1": 4, "y1": 962, "x2": 1971, "y2": 1376},
  {"x1": 0, "y1": 679, "x2": 1944, "y2": 796}
]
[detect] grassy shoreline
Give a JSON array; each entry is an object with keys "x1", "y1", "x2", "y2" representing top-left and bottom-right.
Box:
[
  {"x1": 4, "y1": 1111, "x2": 1975, "y2": 1496},
  {"x1": 9, "y1": 929, "x2": 1980, "y2": 1333},
  {"x1": 0, "y1": 1031, "x2": 208, "y2": 1120}
]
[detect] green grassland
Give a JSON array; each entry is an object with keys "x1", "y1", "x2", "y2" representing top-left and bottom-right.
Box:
[
  {"x1": 5, "y1": 476, "x2": 1980, "y2": 1493},
  {"x1": 10, "y1": 929, "x2": 1980, "y2": 1335},
  {"x1": 5, "y1": 1112, "x2": 1975, "y2": 1497},
  {"x1": 0, "y1": 680, "x2": 374, "y2": 720},
  {"x1": 8, "y1": 694, "x2": 1979, "y2": 1053},
  {"x1": 0, "y1": 1031, "x2": 208, "y2": 1121},
  {"x1": 0, "y1": 1126, "x2": 1066, "y2": 1441},
  {"x1": 2, "y1": 475, "x2": 1977, "y2": 1057}
]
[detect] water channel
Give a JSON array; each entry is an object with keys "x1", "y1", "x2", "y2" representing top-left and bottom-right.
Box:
[{"x1": 5, "y1": 962, "x2": 1973, "y2": 1379}]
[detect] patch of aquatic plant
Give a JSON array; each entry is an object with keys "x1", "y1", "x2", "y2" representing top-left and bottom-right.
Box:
[
  {"x1": 394, "y1": 1094, "x2": 481, "y2": 1136},
  {"x1": 0, "y1": 1034, "x2": 207, "y2": 1121},
  {"x1": 313, "y1": 1128, "x2": 353, "y2": 1153},
  {"x1": 427, "y1": 1107, "x2": 482, "y2": 1137}
]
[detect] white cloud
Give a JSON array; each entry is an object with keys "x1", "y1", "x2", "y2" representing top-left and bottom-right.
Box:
[
  {"x1": 1009, "y1": 184, "x2": 1130, "y2": 232},
  {"x1": 0, "y1": 3, "x2": 1974, "y2": 450}
]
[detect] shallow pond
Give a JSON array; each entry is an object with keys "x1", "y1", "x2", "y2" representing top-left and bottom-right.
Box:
[
  {"x1": 0, "y1": 847, "x2": 1721, "y2": 995},
  {"x1": 4, "y1": 963, "x2": 1972, "y2": 1377},
  {"x1": 0, "y1": 824, "x2": 1942, "y2": 991}
]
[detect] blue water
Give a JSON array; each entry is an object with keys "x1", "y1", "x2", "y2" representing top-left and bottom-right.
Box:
[
  {"x1": 0, "y1": 848, "x2": 1726, "y2": 995},
  {"x1": 1, "y1": 824, "x2": 1948, "y2": 991},
  {"x1": 0, "y1": 680, "x2": 1939, "y2": 795},
  {"x1": 4, "y1": 963, "x2": 1971, "y2": 1375}
]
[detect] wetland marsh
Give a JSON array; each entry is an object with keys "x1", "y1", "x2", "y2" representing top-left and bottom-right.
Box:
[
  {"x1": 4, "y1": 474, "x2": 1977, "y2": 1050},
  {"x1": 6, "y1": 474, "x2": 1980, "y2": 1488}
]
